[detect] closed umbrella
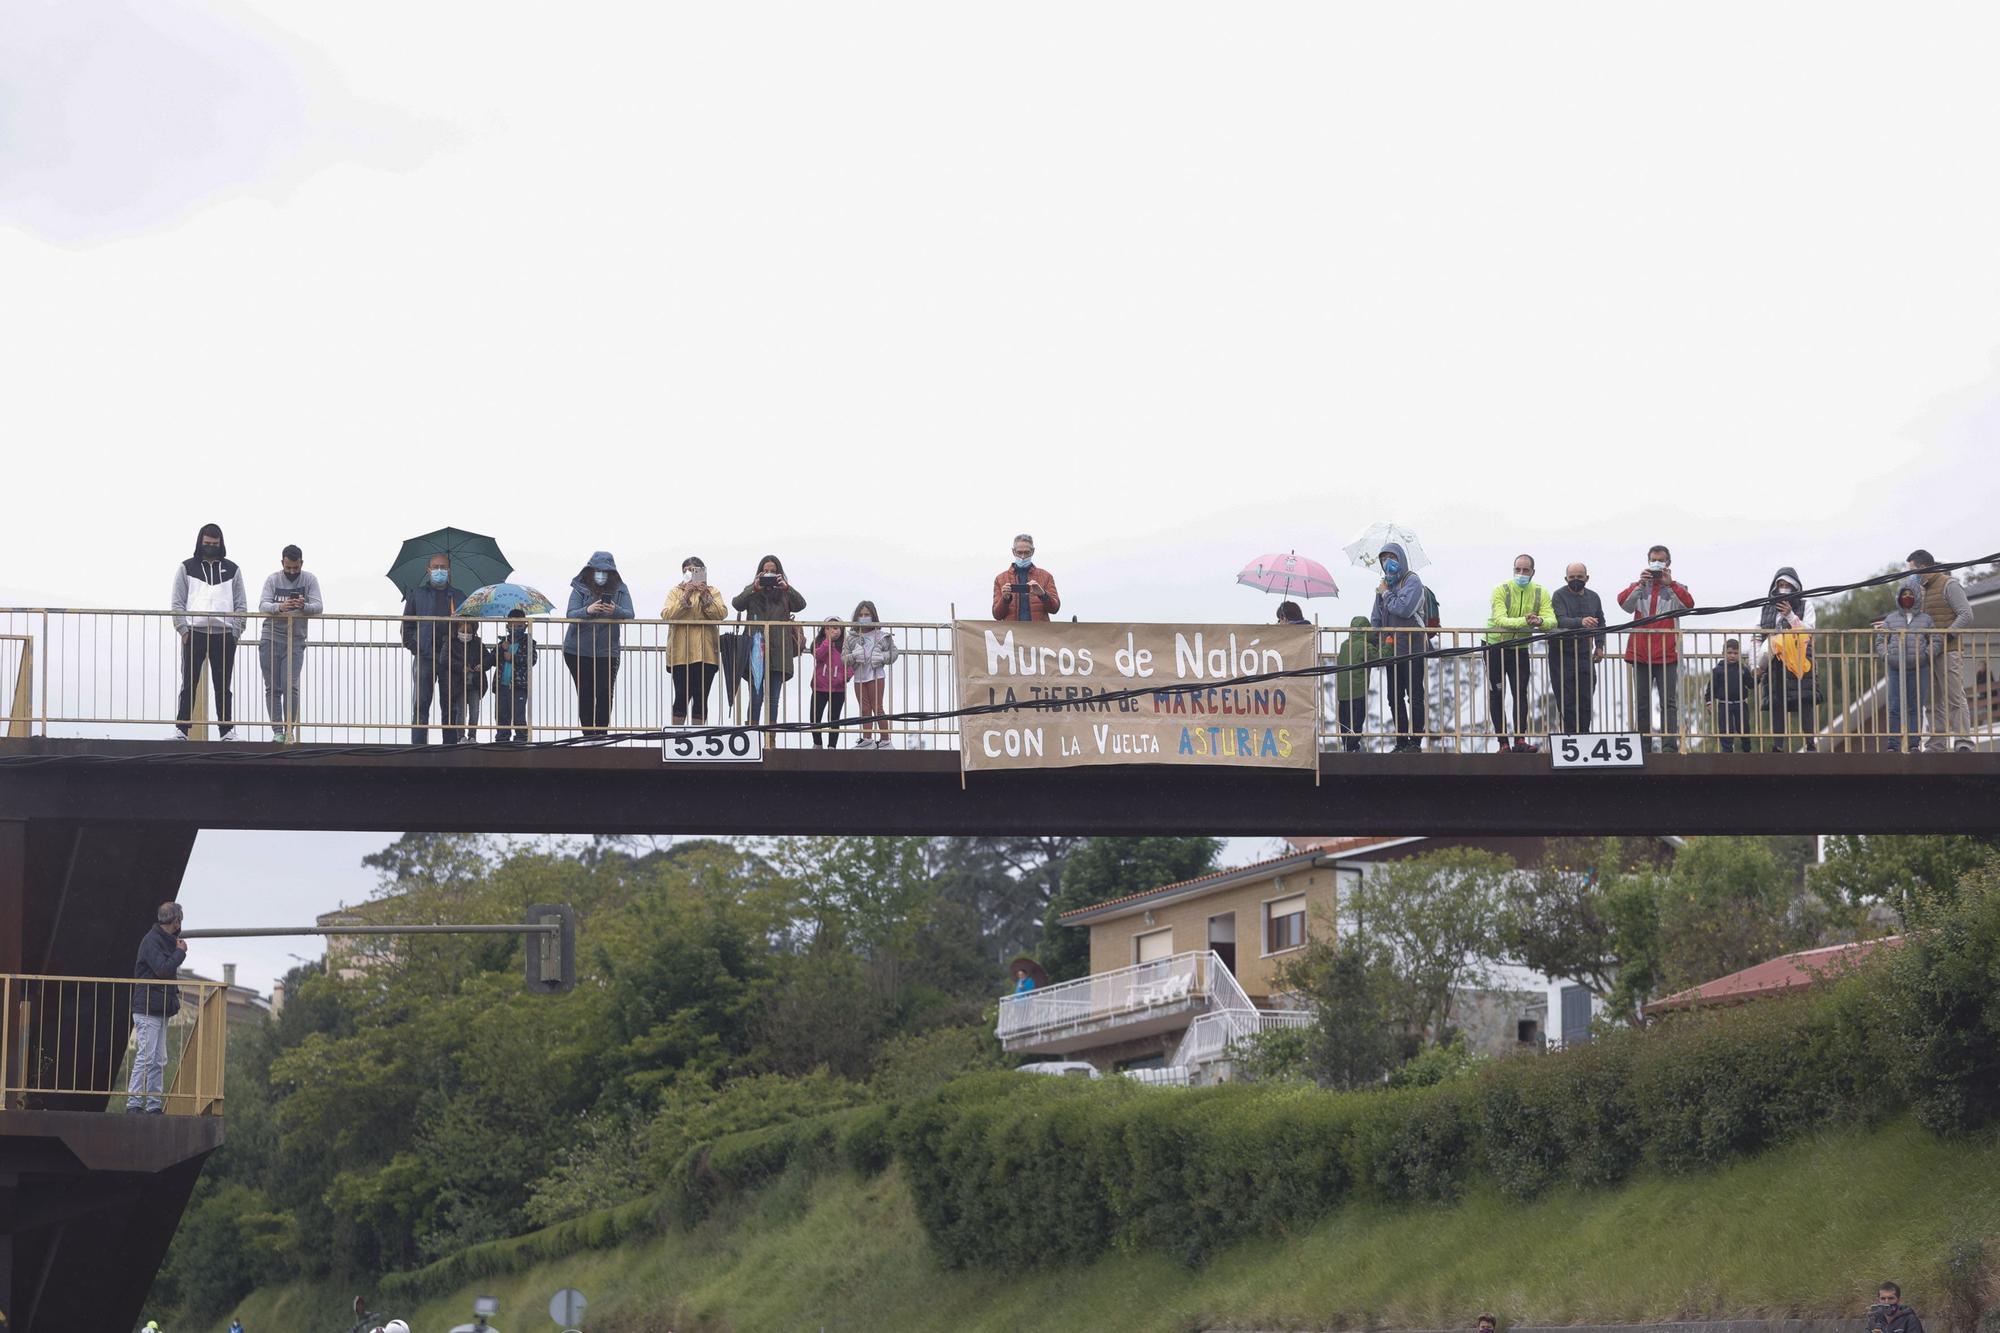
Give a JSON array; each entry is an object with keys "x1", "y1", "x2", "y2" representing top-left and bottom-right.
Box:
[
  {"x1": 386, "y1": 528, "x2": 513, "y2": 596},
  {"x1": 455, "y1": 583, "x2": 556, "y2": 619},
  {"x1": 1343, "y1": 523, "x2": 1431, "y2": 573},
  {"x1": 1236, "y1": 551, "x2": 1339, "y2": 600}
]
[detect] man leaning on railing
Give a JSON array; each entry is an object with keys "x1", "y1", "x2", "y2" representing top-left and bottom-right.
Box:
[{"x1": 128, "y1": 901, "x2": 187, "y2": 1114}]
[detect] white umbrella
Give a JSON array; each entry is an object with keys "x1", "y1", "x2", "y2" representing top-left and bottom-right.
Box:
[{"x1": 1344, "y1": 523, "x2": 1431, "y2": 572}]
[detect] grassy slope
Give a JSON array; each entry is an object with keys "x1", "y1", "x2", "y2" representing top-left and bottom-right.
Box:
[{"x1": 225, "y1": 1119, "x2": 1999, "y2": 1333}]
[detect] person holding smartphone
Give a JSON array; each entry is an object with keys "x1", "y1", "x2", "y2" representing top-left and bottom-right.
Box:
[
  {"x1": 992, "y1": 533, "x2": 1060, "y2": 622},
  {"x1": 1616, "y1": 545, "x2": 1693, "y2": 753},
  {"x1": 731, "y1": 555, "x2": 808, "y2": 725},
  {"x1": 257, "y1": 544, "x2": 323, "y2": 742},
  {"x1": 563, "y1": 551, "x2": 635, "y2": 733},
  {"x1": 663, "y1": 556, "x2": 728, "y2": 725}
]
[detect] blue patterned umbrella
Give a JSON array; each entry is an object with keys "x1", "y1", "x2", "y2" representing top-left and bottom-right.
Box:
[{"x1": 455, "y1": 583, "x2": 556, "y2": 619}]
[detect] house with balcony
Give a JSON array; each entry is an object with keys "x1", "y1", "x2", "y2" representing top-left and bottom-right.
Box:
[{"x1": 998, "y1": 835, "x2": 1682, "y2": 1083}]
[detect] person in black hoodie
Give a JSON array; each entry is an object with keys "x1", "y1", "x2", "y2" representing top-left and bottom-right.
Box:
[
  {"x1": 126, "y1": 901, "x2": 186, "y2": 1113},
  {"x1": 1755, "y1": 565, "x2": 1819, "y2": 752},
  {"x1": 1704, "y1": 638, "x2": 1754, "y2": 752},
  {"x1": 170, "y1": 523, "x2": 248, "y2": 739}
]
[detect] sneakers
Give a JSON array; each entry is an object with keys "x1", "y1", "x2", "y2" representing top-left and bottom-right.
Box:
[
  {"x1": 1511, "y1": 740, "x2": 1540, "y2": 754},
  {"x1": 272, "y1": 727, "x2": 289, "y2": 743}
]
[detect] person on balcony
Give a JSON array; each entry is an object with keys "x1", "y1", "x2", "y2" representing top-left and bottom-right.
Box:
[
  {"x1": 170, "y1": 522, "x2": 247, "y2": 740},
  {"x1": 256, "y1": 544, "x2": 322, "y2": 742},
  {"x1": 663, "y1": 556, "x2": 728, "y2": 726},
  {"x1": 1550, "y1": 562, "x2": 1606, "y2": 736},
  {"x1": 402, "y1": 552, "x2": 467, "y2": 744},
  {"x1": 1617, "y1": 545, "x2": 1692, "y2": 754},
  {"x1": 491, "y1": 609, "x2": 538, "y2": 743},
  {"x1": 1908, "y1": 549, "x2": 1975, "y2": 753},
  {"x1": 1755, "y1": 566, "x2": 1819, "y2": 752},
  {"x1": 992, "y1": 533, "x2": 1060, "y2": 622},
  {"x1": 1485, "y1": 554, "x2": 1556, "y2": 754},
  {"x1": 732, "y1": 555, "x2": 807, "y2": 726},
  {"x1": 1013, "y1": 965, "x2": 1037, "y2": 994},
  {"x1": 564, "y1": 551, "x2": 636, "y2": 733},
  {"x1": 1369, "y1": 540, "x2": 1429, "y2": 752},
  {"x1": 1333, "y1": 616, "x2": 1385, "y2": 752},
  {"x1": 127, "y1": 901, "x2": 186, "y2": 1114},
  {"x1": 1875, "y1": 582, "x2": 1940, "y2": 753}
]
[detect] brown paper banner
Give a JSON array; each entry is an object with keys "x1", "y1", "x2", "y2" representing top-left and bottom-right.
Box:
[{"x1": 954, "y1": 621, "x2": 1318, "y2": 772}]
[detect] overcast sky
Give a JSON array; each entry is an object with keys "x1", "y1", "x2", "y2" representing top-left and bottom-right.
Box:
[{"x1": 6, "y1": 3, "x2": 1998, "y2": 992}]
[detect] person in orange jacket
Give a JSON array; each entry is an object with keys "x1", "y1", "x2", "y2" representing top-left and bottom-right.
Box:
[{"x1": 992, "y1": 533, "x2": 1061, "y2": 622}]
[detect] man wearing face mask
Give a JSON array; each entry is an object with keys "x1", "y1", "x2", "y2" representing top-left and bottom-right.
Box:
[
  {"x1": 992, "y1": 534, "x2": 1061, "y2": 622},
  {"x1": 170, "y1": 523, "x2": 248, "y2": 739},
  {"x1": 1907, "y1": 550, "x2": 1974, "y2": 752},
  {"x1": 257, "y1": 544, "x2": 323, "y2": 742},
  {"x1": 401, "y1": 552, "x2": 467, "y2": 744},
  {"x1": 1617, "y1": 545, "x2": 1692, "y2": 753},
  {"x1": 1484, "y1": 554, "x2": 1557, "y2": 753},
  {"x1": 1550, "y1": 562, "x2": 1606, "y2": 736},
  {"x1": 1369, "y1": 541, "x2": 1429, "y2": 751}
]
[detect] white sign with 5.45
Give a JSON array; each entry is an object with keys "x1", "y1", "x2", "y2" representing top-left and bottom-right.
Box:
[
  {"x1": 661, "y1": 728, "x2": 764, "y2": 763},
  {"x1": 1551, "y1": 733, "x2": 1644, "y2": 769}
]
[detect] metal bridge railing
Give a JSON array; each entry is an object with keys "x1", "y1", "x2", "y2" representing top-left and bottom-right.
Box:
[
  {"x1": 0, "y1": 609, "x2": 1991, "y2": 753},
  {"x1": 1, "y1": 973, "x2": 228, "y2": 1116}
]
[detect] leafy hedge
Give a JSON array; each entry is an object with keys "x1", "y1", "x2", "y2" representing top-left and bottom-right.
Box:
[{"x1": 896, "y1": 877, "x2": 2000, "y2": 1269}]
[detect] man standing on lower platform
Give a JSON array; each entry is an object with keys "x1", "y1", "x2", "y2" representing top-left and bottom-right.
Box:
[{"x1": 128, "y1": 902, "x2": 186, "y2": 1114}]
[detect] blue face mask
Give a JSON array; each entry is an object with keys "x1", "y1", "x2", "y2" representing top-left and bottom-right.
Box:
[
  {"x1": 856, "y1": 615, "x2": 875, "y2": 626},
  {"x1": 1013, "y1": 556, "x2": 1033, "y2": 571},
  {"x1": 428, "y1": 568, "x2": 448, "y2": 587},
  {"x1": 1513, "y1": 574, "x2": 1532, "y2": 588},
  {"x1": 1382, "y1": 559, "x2": 1400, "y2": 577},
  {"x1": 593, "y1": 570, "x2": 608, "y2": 587}
]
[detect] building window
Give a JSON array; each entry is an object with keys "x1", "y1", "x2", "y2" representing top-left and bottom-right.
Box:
[
  {"x1": 1134, "y1": 928, "x2": 1173, "y2": 965},
  {"x1": 1265, "y1": 894, "x2": 1306, "y2": 954}
]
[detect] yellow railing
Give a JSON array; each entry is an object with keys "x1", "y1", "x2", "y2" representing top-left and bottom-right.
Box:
[
  {"x1": 0, "y1": 608, "x2": 1992, "y2": 753},
  {"x1": 0, "y1": 974, "x2": 227, "y2": 1116}
]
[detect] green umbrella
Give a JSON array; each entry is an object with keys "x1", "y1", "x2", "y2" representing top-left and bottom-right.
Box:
[{"x1": 386, "y1": 527, "x2": 514, "y2": 596}]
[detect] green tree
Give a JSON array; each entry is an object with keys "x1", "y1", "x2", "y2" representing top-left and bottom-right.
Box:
[
  {"x1": 1258, "y1": 937, "x2": 1400, "y2": 1089},
  {"x1": 1349, "y1": 848, "x2": 1513, "y2": 1040},
  {"x1": 1816, "y1": 835, "x2": 1999, "y2": 925},
  {"x1": 1653, "y1": 836, "x2": 1821, "y2": 994},
  {"x1": 1502, "y1": 838, "x2": 1656, "y2": 1003},
  {"x1": 1039, "y1": 837, "x2": 1223, "y2": 981}
]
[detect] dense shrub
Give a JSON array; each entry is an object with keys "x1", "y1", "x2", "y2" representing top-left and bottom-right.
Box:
[{"x1": 894, "y1": 880, "x2": 2000, "y2": 1271}]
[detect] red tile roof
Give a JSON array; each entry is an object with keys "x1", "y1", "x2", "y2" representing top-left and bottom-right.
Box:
[{"x1": 1643, "y1": 936, "x2": 1902, "y2": 1016}]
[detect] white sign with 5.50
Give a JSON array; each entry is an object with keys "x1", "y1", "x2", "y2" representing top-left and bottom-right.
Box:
[
  {"x1": 1550, "y1": 733, "x2": 1644, "y2": 769},
  {"x1": 661, "y1": 728, "x2": 764, "y2": 762}
]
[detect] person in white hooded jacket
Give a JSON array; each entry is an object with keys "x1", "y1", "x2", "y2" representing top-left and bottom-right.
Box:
[
  {"x1": 840, "y1": 600, "x2": 899, "y2": 749},
  {"x1": 170, "y1": 522, "x2": 247, "y2": 739}
]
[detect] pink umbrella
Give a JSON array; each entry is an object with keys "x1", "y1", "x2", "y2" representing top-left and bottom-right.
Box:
[{"x1": 1236, "y1": 551, "x2": 1340, "y2": 600}]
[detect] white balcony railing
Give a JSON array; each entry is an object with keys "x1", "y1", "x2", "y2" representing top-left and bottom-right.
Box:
[{"x1": 997, "y1": 950, "x2": 1221, "y2": 1042}]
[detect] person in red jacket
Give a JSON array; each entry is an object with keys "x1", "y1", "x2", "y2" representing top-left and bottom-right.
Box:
[
  {"x1": 1616, "y1": 544, "x2": 1693, "y2": 753},
  {"x1": 992, "y1": 534, "x2": 1061, "y2": 622}
]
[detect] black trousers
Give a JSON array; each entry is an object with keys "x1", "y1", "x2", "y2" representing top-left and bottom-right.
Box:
[
  {"x1": 1547, "y1": 644, "x2": 1595, "y2": 735},
  {"x1": 1766, "y1": 678, "x2": 1819, "y2": 751},
  {"x1": 1387, "y1": 656, "x2": 1427, "y2": 742},
  {"x1": 565, "y1": 652, "x2": 620, "y2": 731},
  {"x1": 410, "y1": 655, "x2": 466, "y2": 744},
  {"x1": 812, "y1": 688, "x2": 847, "y2": 746},
  {"x1": 1336, "y1": 695, "x2": 1366, "y2": 752},
  {"x1": 1485, "y1": 642, "x2": 1533, "y2": 742},
  {"x1": 176, "y1": 630, "x2": 237, "y2": 736},
  {"x1": 671, "y1": 661, "x2": 719, "y2": 723}
]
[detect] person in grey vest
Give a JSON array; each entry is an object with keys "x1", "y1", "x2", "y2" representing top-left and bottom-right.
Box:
[
  {"x1": 257, "y1": 545, "x2": 323, "y2": 742},
  {"x1": 1906, "y1": 550, "x2": 1974, "y2": 752}
]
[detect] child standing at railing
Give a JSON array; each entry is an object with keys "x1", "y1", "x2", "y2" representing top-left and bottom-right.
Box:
[
  {"x1": 810, "y1": 619, "x2": 851, "y2": 748},
  {"x1": 842, "y1": 601, "x2": 899, "y2": 750},
  {"x1": 1704, "y1": 638, "x2": 1753, "y2": 753},
  {"x1": 492, "y1": 609, "x2": 537, "y2": 743}
]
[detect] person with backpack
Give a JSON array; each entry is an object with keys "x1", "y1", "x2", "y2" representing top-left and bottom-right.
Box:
[
  {"x1": 1369, "y1": 541, "x2": 1430, "y2": 752},
  {"x1": 1485, "y1": 554, "x2": 1557, "y2": 753},
  {"x1": 1616, "y1": 544, "x2": 1693, "y2": 753}
]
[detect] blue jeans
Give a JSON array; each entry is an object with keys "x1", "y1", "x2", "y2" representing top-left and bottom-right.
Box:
[
  {"x1": 746, "y1": 632, "x2": 784, "y2": 725},
  {"x1": 126, "y1": 1012, "x2": 168, "y2": 1111},
  {"x1": 1885, "y1": 659, "x2": 1933, "y2": 752}
]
